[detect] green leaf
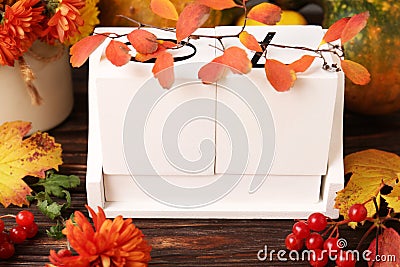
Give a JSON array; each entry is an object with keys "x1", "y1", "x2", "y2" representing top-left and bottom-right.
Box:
[
  {"x1": 33, "y1": 171, "x2": 80, "y2": 198},
  {"x1": 37, "y1": 200, "x2": 62, "y2": 220},
  {"x1": 46, "y1": 221, "x2": 65, "y2": 240}
]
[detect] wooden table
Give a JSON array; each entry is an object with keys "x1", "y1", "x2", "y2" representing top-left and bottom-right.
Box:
[{"x1": 1, "y1": 66, "x2": 399, "y2": 266}]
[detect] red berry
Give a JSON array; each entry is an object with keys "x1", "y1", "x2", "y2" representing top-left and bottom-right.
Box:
[
  {"x1": 348, "y1": 204, "x2": 367, "y2": 222},
  {"x1": 285, "y1": 233, "x2": 304, "y2": 251},
  {"x1": 0, "y1": 242, "x2": 15, "y2": 259},
  {"x1": 336, "y1": 250, "x2": 357, "y2": 267},
  {"x1": 323, "y1": 237, "x2": 340, "y2": 257},
  {"x1": 309, "y1": 249, "x2": 329, "y2": 267},
  {"x1": 292, "y1": 221, "x2": 310, "y2": 239},
  {"x1": 0, "y1": 219, "x2": 4, "y2": 232},
  {"x1": 23, "y1": 222, "x2": 38, "y2": 239},
  {"x1": 16, "y1": 210, "x2": 35, "y2": 227},
  {"x1": 307, "y1": 213, "x2": 327, "y2": 232},
  {"x1": 0, "y1": 232, "x2": 10, "y2": 243},
  {"x1": 9, "y1": 226, "x2": 27, "y2": 244},
  {"x1": 306, "y1": 232, "x2": 324, "y2": 250}
]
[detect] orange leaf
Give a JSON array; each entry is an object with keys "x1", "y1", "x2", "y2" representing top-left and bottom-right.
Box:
[
  {"x1": 135, "y1": 40, "x2": 176, "y2": 62},
  {"x1": 239, "y1": 31, "x2": 263, "y2": 52},
  {"x1": 198, "y1": 60, "x2": 226, "y2": 84},
  {"x1": 0, "y1": 121, "x2": 62, "y2": 207},
  {"x1": 152, "y1": 52, "x2": 175, "y2": 89},
  {"x1": 265, "y1": 59, "x2": 296, "y2": 92},
  {"x1": 219, "y1": 46, "x2": 252, "y2": 74},
  {"x1": 341, "y1": 11, "x2": 369, "y2": 44},
  {"x1": 70, "y1": 34, "x2": 108, "y2": 67},
  {"x1": 288, "y1": 55, "x2": 316, "y2": 73},
  {"x1": 105, "y1": 40, "x2": 131, "y2": 66},
  {"x1": 247, "y1": 3, "x2": 281, "y2": 25},
  {"x1": 196, "y1": 0, "x2": 238, "y2": 10},
  {"x1": 176, "y1": 3, "x2": 210, "y2": 42},
  {"x1": 127, "y1": 29, "x2": 158, "y2": 54},
  {"x1": 341, "y1": 59, "x2": 371, "y2": 85},
  {"x1": 322, "y1": 17, "x2": 350, "y2": 44},
  {"x1": 150, "y1": 0, "x2": 178, "y2": 20}
]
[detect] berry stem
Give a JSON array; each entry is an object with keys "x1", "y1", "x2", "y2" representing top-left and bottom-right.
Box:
[{"x1": 0, "y1": 215, "x2": 16, "y2": 219}]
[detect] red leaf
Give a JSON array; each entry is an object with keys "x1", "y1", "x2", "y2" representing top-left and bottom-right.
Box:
[
  {"x1": 322, "y1": 17, "x2": 350, "y2": 44},
  {"x1": 127, "y1": 29, "x2": 158, "y2": 54},
  {"x1": 341, "y1": 59, "x2": 371, "y2": 85},
  {"x1": 288, "y1": 55, "x2": 316, "y2": 73},
  {"x1": 176, "y1": 3, "x2": 210, "y2": 42},
  {"x1": 152, "y1": 52, "x2": 175, "y2": 89},
  {"x1": 367, "y1": 228, "x2": 400, "y2": 267},
  {"x1": 150, "y1": 0, "x2": 178, "y2": 20},
  {"x1": 105, "y1": 40, "x2": 131, "y2": 66},
  {"x1": 196, "y1": 0, "x2": 238, "y2": 10},
  {"x1": 70, "y1": 34, "x2": 108, "y2": 67},
  {"x1": 135, "y1": 40, "x2": 176, "y2": 62},
  {"x1": 247, "y1": 3, "x2": 281, "y2": 25},
  {"x1": 265, "y1": 59, "x2": 296, "y2": 92},
  {"x1": 341, "y1": 11, "x2": 369, "y2": 44},
  {"x1": 239, "y1": 31, "x2": 263, "y2": 52},
  {"x1": 198, "y1": 59, "x2": 226, "y2": 84},
  {"x1": 219, "y1": 46, "x2": 252, "y2": 74}
]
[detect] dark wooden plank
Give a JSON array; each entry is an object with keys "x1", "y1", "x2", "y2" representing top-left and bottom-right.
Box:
[{"x1": 0, "y1": 66, "x2": 399, "y2": 266}]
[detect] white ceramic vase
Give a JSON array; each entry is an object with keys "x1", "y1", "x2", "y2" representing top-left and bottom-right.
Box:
[{"x1": 0, "y1": 41, "x2": 74, "y2": 133}]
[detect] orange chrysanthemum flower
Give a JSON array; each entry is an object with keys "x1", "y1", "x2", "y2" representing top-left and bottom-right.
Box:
[
  {"x1": 47, "y1": 205, "x2": 152, "y2": 267},
  {"x1": 0, "y1": 28, "x2": 21, "y2": 66},
  {"x1": 45, "y1": 0, "x2": 85, "y2": 43}
]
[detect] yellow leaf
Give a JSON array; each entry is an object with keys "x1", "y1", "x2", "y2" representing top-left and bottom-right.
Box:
[
  {"x1": 335, "y1": 149, "x2": 400, "y2": 219},
  {"x1": 382, "y1": 181, "x2": 400, "y2": 212},
  {"x1": 0, "y1": 121, "x2": 62, "y2": 207}
]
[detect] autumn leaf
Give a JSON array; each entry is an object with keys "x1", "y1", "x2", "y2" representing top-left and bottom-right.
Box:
[
  {"x1": 152, "y1": 51, "x2": 174, "y2": 89},
  {"x1": 321, "y1": 17, "x2": 350, "y2": 44},
  {"x1": 247, "y1": 2, "x2": 281, "y2": 25},
  {"x1": 367, "y1": 228, "x2": 400, "y2": 267},
  {"x1": 127, "y1": 29, "x2": 159, "y2": 54},
  {"x1": 239, "y1": 31, "x2": 263, "y2": 52},
  {"x1": 382, "y1": 182, "x2": 400, "y2": 212},
  {"x1": 335, "y1": 149, "x2": 400, "y2": 219},
  {"x1": 288, "y1": 55, "x2": 316, "y2": 73},
  {"x1": 196, "y1": 0, "x2": 238, "y2": 10},
  {"x1": 341, "y1": 59, "x2": 371, "y2": 85},
  {"x1": 198, "y1": 60, "x2": 226, "y2": 84},
  {"x1": 135, "y1": 40, "x2": 176, "y2": 62},
  {"x1": 265, "y1": 59, "x2": 296, "y2": 92},
  {"x1": 219, "y1": 46, "x2": 252, "y2": 74},
  {"x1": 176, "y1": 3, "x2": 210, "y2": 42},
  {"x1": 0, "y1": 121, "x2": 62, "y2": 207},
  {"x1": 70, "y1": 34, "x2": 108, "y2": 67},
  {"x1": 105, "y1": 40, "x2": 131, "y2": 66},
  {"x1": 341, "y1": 11, "x2": 369, "y2": 44},
  {"x1": 150, "y1": 0, "x2": 178, "y2": 21}
]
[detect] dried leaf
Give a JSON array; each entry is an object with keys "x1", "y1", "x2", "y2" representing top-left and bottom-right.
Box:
[
  {"x1": 150, "y1": 0, "x2": 178, "y2": 20},
  {"x1": 382, "y1": 182, "x2": 400, "y2": 212},
  {"x1": 367, "y1": 228, "x2": 400, "y2": 267},
  {"x1": 288, "y1": 55, "x2": 316, "y2": 73},
  {"x1": 239, "y1": 31, "x2": 262, "y2": 52},
  {"x1": 198, "y1": 60, "x2": 226, "y2": 84},
  {"x1": 176, "y1": 3, "x2": 210, "y2": 42},
  {"x1": 105, "y1": 40, "x2": 131, "y2": 66},
  {"x1": 0, "y1": 121, "x2": 62, "y2": 207},
  {"x1": 341, "y1": 59, "x2": 371, "y2": 85},
  {"x1": 321, "y1": 17, "x2": 350, "y2": 44},
  {"x1": 152, "y1": 52, "x2": 174, "y2": 89},
  {"x1": 135, "y1": 40, "x2": 176, "y2": 62},
  {"x1": 127, "y1": 29, "x2": 159, "y2": 54},
  {"x1": 335, "y1": 149, "x2": 400, "y2": 219},
  {"x1": 265, "y1": 59, "x2": 296, "y2": 92},
  {"x1": 219, "y1": 46, "x2": 252, "y2": 74},
  {"x1": 341, "y1": 11, "x2": 369, "y2": 44},
  {"x1": 70, "y1": 34, "x2": 108, "y2": 67},
  {"x1": 196, "y1": 0, "x2": 238, "y2": 10},
  {"x1": 247, "y1": 2, "x2": 281, "y2": 25}
]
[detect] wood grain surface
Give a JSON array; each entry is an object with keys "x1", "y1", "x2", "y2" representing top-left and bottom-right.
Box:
[{"x1": 0, "y1": 66, "x2": 399, "y2": 266}]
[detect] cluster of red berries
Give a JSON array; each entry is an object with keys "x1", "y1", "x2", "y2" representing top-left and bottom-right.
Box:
[
  {"x1": 285, "y1": 203, "x2": 368, "y2": 267},
  {"x1": 0, "y1": 210, "x2": 38, "y2": 259}
]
